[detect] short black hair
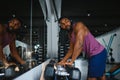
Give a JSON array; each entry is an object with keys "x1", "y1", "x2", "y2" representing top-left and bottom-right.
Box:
[
  {"x1": 58, "y1": 16, "x2": 72, "y2": 23},
  {"x1": 58, "y1": 17, "x2": 65, "y2": 23},
  {"x1": 10, "y1": 17, "x2": 23, "y2": 24},
  {"x1": 8, "y1": 16, "x2": 23, "y2": 26}
]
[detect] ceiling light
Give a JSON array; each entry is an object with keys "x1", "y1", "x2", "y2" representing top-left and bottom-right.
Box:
[{"x1": 87, "y1": 13, "x2": 91, "y2": 16}]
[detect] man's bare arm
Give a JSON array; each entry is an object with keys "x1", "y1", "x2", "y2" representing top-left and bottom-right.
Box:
[
  {"x1": 71, "y1": 23, "x2": 85, "y2": 63},
  {"x1": 0, "y1": 26, "x2": 7, "y2": 64},
  {"x1": 9, "y1": 39, "x2": 18, "y2": 55}
]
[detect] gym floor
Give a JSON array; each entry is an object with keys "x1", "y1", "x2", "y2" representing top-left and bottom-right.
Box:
[{"x1": 74, "y1": 58, "x2": 120, "y2": 80}]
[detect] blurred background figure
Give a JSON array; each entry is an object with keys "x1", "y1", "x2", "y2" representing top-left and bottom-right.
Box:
[{"x1": 0, "y1": 17, "x2": 26, "y2": 68}]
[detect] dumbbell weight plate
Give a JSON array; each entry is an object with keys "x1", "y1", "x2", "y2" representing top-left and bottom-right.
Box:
[{"x1": 5, "y1": 65, "x2": 17, "y2": 77}]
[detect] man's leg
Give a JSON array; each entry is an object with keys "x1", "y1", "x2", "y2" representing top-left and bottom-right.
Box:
[
  {"x1": 99, "y1": 75, "x2": 106, "y2": 80},
  {"x1": 87, "y1": 77, "x2": 97, "y2": 80},
  {"x1": 88, "y1": 49, "x2": 107, "y2": 80}
]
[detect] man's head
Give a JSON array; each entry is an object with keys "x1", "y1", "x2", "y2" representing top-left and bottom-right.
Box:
[
  {"x1": 7, "y1": 17, "x2": 22, "y2": 34},
  {"x1": 58, "y1": 17, "x2": 72, "y2": 30},
  {"x1": 8, "y1": 18, "x2": 21, "y2": 30}
]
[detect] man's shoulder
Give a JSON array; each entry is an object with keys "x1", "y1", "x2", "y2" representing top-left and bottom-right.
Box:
[
  {"x1": 75, "y1": 21, "x2": 84, "y2": 25},
  {"x1": 0, "y1": 24, "x2": 3, "y2": 32},
  {"x1": 74, "y1": 22, "x2": 85, "y2": 29},
  {"x1": 0, "y1": 24, "x2": 6, "y2": 34},
  {"x1": 0, "y1": 23, "x2": 2, "y2": 27},
  {"x1": 0, "y1": 23, "x2": 5, "y2": 28}
]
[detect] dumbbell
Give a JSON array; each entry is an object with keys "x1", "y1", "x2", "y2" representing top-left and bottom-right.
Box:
[
  {"x1": 65, "y1": 65, "x2": 81, "y2": 80},
  {"x1": 44, "y1": 59, "x2": 57, "y2": 80},
  {"x1": 44, "y1": 63, "x2": 55, "y2": 80},
  {"x1": 0, "y1": 65, "x2": 19, "y2": 78}
]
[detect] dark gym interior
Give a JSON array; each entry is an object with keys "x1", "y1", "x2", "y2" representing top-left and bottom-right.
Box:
[{"x1": 0, "y1": 0, "x2": 120, "y2": 80}]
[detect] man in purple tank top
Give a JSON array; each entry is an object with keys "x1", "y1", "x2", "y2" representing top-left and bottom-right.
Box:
[
  {"x1": 0, "y1": 17, "x2": 26, "y2": 68},
  {"x1": 58, "y1": 17, "x2": 107, "y2": 80}
]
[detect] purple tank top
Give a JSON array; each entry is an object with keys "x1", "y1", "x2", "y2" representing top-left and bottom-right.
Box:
[
  {"x1": 71, "y1": 32, "x2": 104, "y2": 58},
  {"x1": 0, "y1": 25, "x2": 15, "y2": 48},
  {"x1": 83, "y1": 32, "x2": 104, "y2": 57}
]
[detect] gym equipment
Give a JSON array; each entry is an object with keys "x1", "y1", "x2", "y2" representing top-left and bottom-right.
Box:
[
  {"x1": 55, "y1": 65, "x2": 69, "y2": 76},
  {"x1": 109, "y1": 48, "x2": 115, "y2": 63},
  {"x1": 44, "y1": 59, "x2": 81, "y2": 80},
  {"x1": 102, "y1": 33, "x2": 116, "y2": 63},
  {"x1": 23, "y1": 51, "x2": 38, "y2": 69},
  {"x1": 26, "y1": 59, "x2": 37, "y2": 69},
  {"x1": 44, "y1": 60, "x2": 56, "y2": 80},
  {"x1": 58, "y1": 29, "x2": 70, "y2": 62},
  {"x1": 55, "y1": 65, "x2": 81, "y2": 80},
  {"x1": 65, "y1": 66, "x2": 81, "y2": 80},
  {"x1": 106, "y1": 64, "x2": 120, "y2": 79},
  {"x1": 0, "y1": 65, "x2": 19, "y2": 78}
]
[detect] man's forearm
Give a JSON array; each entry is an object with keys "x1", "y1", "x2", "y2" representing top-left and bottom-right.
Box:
[
  {"x1": 0, "y1": 46, "x2": 8, "y2": 63},
  {"x1": 71, "y1": 40, "x2": 83, "y2": 63},
  {"x1": 61, "y1": 50, "x2": 73, "y2": 62}
]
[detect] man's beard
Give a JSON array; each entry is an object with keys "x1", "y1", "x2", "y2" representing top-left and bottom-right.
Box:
[
  {"x1": 7, "y1": 27, "x2": 20, "y2": 34},
  {"x1": 66, "y1": 25, "x2": 73, "y2": 33}
]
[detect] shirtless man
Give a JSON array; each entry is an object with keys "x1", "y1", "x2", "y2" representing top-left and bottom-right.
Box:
[
  {"x1": 0, "y1": 18, "x2": 26, "y2": 68},
  {"x1": 58, "y1": 17, "x2": 107, "y2": 80}
]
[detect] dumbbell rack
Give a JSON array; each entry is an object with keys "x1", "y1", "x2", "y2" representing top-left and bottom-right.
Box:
[
  {"x1": 58, "y1": 29, "x2": 70, "y2": 62},
  {"x1": 58, "y1": 43, "x2": 70, "y2": 62}
]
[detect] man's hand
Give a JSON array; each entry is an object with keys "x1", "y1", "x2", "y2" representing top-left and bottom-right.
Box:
[
  {"x1": 4, "y1": 62, "x2": 16, "y2": 69},
  {"x1": 58, "y1": 60, "x2": 74, "y2": 67},
  {"x1": 58, "y1": 61, "x2": 66, "y2": 67},
  {"x1": 65, "y1": 61, "x2": 73, "y2": 66}
]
